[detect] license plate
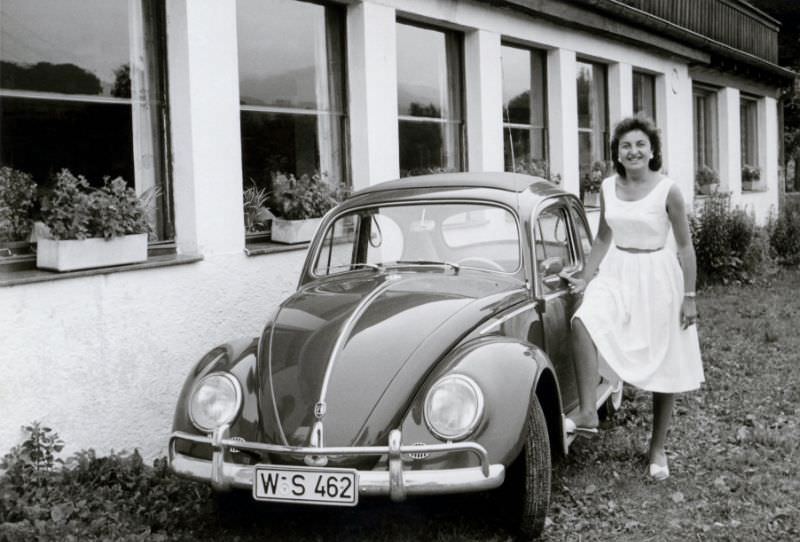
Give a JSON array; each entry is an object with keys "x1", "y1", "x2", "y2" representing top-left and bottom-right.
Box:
[{"x1": 252, "y1": 465, "x2": 358, "y2": 506}]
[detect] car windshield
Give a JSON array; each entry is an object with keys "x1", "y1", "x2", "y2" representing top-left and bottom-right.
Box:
[{"x1": 313, "y1": 202, "x2": 520, "y2": 276}]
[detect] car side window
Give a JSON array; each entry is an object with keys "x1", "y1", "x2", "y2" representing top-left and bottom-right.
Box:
[{"x1": 533, "y1": 204, "x2": 572, "y2": 290}]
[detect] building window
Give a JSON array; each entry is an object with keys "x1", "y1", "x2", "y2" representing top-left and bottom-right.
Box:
[
  {"x1": 693, "y1": 85, "x2": 719, "y2": 193},
  {"x1": 237, "y1": 0, "x2": 347, "y2": 240},
  {"x1": 501, "y1": 44, "x2": 548, "y2": 177},
  {"x1": 576, "y1": 61, "x2": 608, "y2": 205},
  {"x1": 0, "y1": 0, "x2": 172, "y2": 241},
  {"x1": 633, "y1": 71, "x2": 656, "y2": 122},
  {"x1": 740, "y1": 95, "x2": 760, "y2": 191},
  {"x1": 397, "y1": 22, "x2": 464, "y2": 177}
]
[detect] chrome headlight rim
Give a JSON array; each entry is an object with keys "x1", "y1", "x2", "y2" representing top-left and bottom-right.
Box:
[
  {"x1": 423, "y1": 373, "x2": 485, "y2": 441},
  {"x1": 188, "y1": 372, "x2": 243, "y2": 433}
]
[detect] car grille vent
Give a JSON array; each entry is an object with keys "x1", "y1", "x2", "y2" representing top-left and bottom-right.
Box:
[{"x1": 229, "y1": 436, "x2": 245, "y2": 454}]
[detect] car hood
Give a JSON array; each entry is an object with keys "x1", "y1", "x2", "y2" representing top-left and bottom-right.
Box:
[{"x1": 257, "y1": 271, "x2": 526, "y2": 453}]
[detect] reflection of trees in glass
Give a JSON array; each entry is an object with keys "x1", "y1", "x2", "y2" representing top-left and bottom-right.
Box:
[
  {"x1": 577, "y1": 70, "x2": 592, "y2": 124},
  {"x1": 505, "y1": 91, "x2": 530, "y2": 124},
  {"x1": 111, "y1": 64, "x2": 131, "y2": 98},
  {"x1": 399, "y1": 102, "x2": 445, "y2": 176},
  {"x1": 0, "y1": 61, "x2": 102, "y2": 95}
]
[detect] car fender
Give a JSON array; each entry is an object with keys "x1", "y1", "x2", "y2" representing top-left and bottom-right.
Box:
[
  {"x1": 172, "y1": 337, "x2": 259, "y2": 441},
  {"x1": 399, "y1": 335, "x2": 560, "y2": 467}
]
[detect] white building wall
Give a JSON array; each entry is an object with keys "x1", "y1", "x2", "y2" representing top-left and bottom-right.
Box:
[{"x1": 0, "y1": 0, "x2": 784, "y2": 459}]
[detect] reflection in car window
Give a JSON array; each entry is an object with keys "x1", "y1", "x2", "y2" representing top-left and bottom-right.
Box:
[
  {"x1": 570, "y1": 205, "x2": 593, "y2": 259},
  {"x1": 313, "y1": 203, "x2": 520, "y2": 276}
]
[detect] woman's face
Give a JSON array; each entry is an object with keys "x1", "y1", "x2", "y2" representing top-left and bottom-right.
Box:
[{"x1": 617, "y1": 129, "x2": 652, "y2": 173}]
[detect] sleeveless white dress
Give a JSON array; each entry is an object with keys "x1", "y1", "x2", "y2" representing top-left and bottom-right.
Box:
[{"x1": 573, "y1": 176, "x2": 704, "y2": 393}]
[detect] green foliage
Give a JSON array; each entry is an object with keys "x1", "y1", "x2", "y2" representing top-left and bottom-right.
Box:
[
  {"x1": 242, "y1": 181, "x2": 274, "y2": 233},
  {"x1": 694, "y1": 165, "x2": 719, "y2": 191},
  {"x1": 0, "y1": 166, "x2": 37, "y2": 242},
  {"x1": 741, "y1": 164, "x2": 761, "y2": 183},
  {"x1": 691, "y1": 192, "x2": 772, "y2": 285},
  {"x1": 770, "y1": 199, "x2": 800, "y2": 265},
  {"x1": 269, "y1": 172, "x2": 341, "y2": 220},
  {"x1": 0, "y1": 423, "x2": 210, "y2": 541},
  {"x1": 39, "y1": 169, "x2": 155, "y2": 240},
  {"x1": 511, "y1": 158, "x2": 562, "y2": 185}
]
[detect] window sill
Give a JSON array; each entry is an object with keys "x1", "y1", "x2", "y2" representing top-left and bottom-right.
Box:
[
  {"x1": 0, "y1": 253, "x2": 203, "y2": 288},
  {"x1": 244, "y1": 241, "x2": 310, "y2": 256}
]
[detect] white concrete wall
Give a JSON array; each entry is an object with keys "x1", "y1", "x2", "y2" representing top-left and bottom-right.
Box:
[{"x1": 0, "y1": 0, "x2": 784, "y2": 459}]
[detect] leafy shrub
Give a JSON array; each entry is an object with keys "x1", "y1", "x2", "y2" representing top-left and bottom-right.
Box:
[
  {"x1": 0, "y1": 167, "x2": 37, "y2": 242},
  {"x1": 691, "y1": 192, "x2": 771, "y2": 285},
  {"x1": 39, "y1": 169, "x2": 154, "y2": 240},
  {"x1": 243, "y1": 181, "x2": 274, "y2": 233},
  {"x1": 269, "y1": 172, "x2": 341, "y2": 220},
  {"x1": 770, "y1": 199, "x2": 800, "y2": 265},
  {"x1": 0, "y1": 422, "x2": 211, "y2": 541}
]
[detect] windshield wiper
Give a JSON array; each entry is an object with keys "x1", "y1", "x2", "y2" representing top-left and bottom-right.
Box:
[{"x1": 387, "y1": 260, "x2": 460, "y2": 272}]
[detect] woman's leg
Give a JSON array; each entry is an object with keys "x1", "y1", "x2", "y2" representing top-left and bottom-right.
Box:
[
  {"x1": 569, "y1": 318, "x2": 599, "y2": 429},
  {"x1": 649, "y1": 392, "x2": 675, "y2": 465}
]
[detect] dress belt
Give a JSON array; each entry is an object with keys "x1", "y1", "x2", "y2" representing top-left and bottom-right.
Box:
[{"x1": 616, "y1": 245, "x2": 664, "y2": 253}]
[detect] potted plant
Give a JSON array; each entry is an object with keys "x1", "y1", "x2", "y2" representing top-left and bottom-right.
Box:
[
  {"x1": 36, "y1": 169, "x2": 155, "y2": 271},
  {"x1": 741, "y1": 164, "x2": 761, "y2": 191},
  {"x1": 0, "y1": 166, "x2": 37, "y2": 257},
  {"x1": 695, "y1": 165, "x2": 720, "y2": 196},
  {"x1": 581, "y1": 160, "x2": 609, "y2": 206},
  {"x1": 268, "y1": 172, "x2": 341, "y2": 244},
  {"x1": 243, "y1": 180, "x2": 275, "y2": 241}
]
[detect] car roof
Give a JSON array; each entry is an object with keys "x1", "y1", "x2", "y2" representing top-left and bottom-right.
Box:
[{"x1": 349, "y1": 172, "x2": 565, "y2": 199}]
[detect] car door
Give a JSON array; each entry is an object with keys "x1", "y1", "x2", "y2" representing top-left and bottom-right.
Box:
[{"x1": 532, "y1": 199, "x2": 582, "y2": 412}]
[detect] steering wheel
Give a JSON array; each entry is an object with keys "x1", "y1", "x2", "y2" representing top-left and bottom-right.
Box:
[{"x1": 456, "y1": 256, "x2": 506, "y2": 272}]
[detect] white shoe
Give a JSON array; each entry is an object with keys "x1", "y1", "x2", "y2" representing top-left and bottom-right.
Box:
[{"x1": 648, "y1": 461, "x2": 669, "y2": 481}]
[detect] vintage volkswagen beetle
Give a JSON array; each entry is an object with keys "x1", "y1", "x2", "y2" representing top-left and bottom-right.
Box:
[{"x1": 168, "y1": 172, "x2": 622, "y2": 539}]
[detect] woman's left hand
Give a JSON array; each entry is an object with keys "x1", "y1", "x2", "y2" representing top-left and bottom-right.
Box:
[{"x1": 681, "y1": 297, "x2": 698, "y2": 329}]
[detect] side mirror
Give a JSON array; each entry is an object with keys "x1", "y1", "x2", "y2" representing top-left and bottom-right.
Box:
[{"x1": 540, "y1": 256, "x2": 564, "y2": 276}]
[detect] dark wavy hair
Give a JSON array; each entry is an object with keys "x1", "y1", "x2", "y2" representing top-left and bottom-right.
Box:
[{"x1": 610, "y1": 115, "x2": 662, "y2": 177}]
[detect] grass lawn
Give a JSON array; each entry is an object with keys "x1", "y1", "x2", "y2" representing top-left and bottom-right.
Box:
[{"x1": 2, "y1": 270, "x2": 799, "y2": 541}]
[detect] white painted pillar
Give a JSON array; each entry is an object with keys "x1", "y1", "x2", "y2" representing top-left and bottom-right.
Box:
[
  {"x1": 166, "y1": 0, "x2": 244, "y2": 255},
  {"x1": 660, "y1": 65, "x2": 693, "y2": 200},
  {"x1": 547, "y1": 48, "x2": 579, "y2": 195},
  {"x1": 717, "y1": 87, "x2": 741, "y2": 196},
  {"x1": 759, "y1": 96, "x2": 780, "y2": 216},
  {"x1": 465, "y1": 29, "x2": 503, "y2": 172},
  {"x1": 347, "y1": 2, "x2": 399, "y2": 189},
  {"x1": 607, "y1": 62, "x2": 632, "y2": 129}
]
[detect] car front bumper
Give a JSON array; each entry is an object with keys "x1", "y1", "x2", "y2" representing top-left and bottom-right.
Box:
[{"x1": 169, "y1": 426, "x2": 505, "y2": 501}]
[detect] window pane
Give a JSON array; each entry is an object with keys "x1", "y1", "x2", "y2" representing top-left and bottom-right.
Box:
[
  {"x1": 502, "y1": 46, "x2": 531, "y2": 124},
  {"x1": 399, "y1": 121, "x2": 461, "y2": 176},
  {"x1": 1, "y1": 96, "x2": 133, "y2": 185},
  {"x1": 633, "y1": 71, "x2": 656, "y2": 121},
  {"x1": 692, "y1": 87, "x2": 718, "y2": 173},
  {"x1": 740, "y1": 97, "x2": 758, "y2": 167},
  {"x1": 397, "y1": 24, "x2": 446, "y2": 117},
  {"x1": 577, "y1": 62, "x2": 607, "y2": 199},
  {"x1": 502, "y1": 45, "x2": 547, "y2": 174},
  {"x1": 0, "y1": 0, "x2": 130, "y2": 97},
  {"x1": 240, "y1": 111, "x2": 343, "y2": 187},
  {"x1": 237, "y1": 0, "x2": 343, "y2": 111}
]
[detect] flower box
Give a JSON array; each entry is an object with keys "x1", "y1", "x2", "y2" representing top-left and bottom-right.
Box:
[
  {"x1": 36, "y1": 233, "x2": 148, "y2": 272},
  {"x1": 270, "y1": 218, "x2": 322, "y2": 244}
]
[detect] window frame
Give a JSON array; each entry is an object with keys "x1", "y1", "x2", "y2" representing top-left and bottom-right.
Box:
[
  {"x1": 396, "y1": 19, "x2": 465, "y2": 177},
  {"x1": 501, "y1": 42, "x2": 548, "y2": 176},
  {"x1": 692, "y1": 84, "x2": 720, "y2": 180},
  {"x1": 740, "y1": 94, "x2": 760, "y2": 191},
  {"x1": 576, "y1": 60, "x2": 609, "y2": 204},
  {"x1": 0, "y1": 0, "x2": 174, "y2": 272},
  {"x1": 236, "y1": 0, "x2": 349, "y2": 246}
]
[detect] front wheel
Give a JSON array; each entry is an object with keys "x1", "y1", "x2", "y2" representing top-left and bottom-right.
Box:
[{"x1": 503, "y1": 396, "x2": 552, "y2": 540}]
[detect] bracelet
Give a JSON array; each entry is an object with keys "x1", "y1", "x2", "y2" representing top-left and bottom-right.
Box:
[{"x1": 684, "y1": 292, "x2": 696, "y2": 298}]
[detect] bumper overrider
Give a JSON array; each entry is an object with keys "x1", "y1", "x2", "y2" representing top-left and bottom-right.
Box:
[{"x1": 169, "y1": 425, "x2": 505, "y2": 502}]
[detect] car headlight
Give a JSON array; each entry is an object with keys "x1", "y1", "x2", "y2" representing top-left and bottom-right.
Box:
[
  {"x1": 189, "y1": 373, "x2": 242, "y2": 432},
  {"x1": 424, "y1": 374, "x2": 484, "y2": 441}
]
